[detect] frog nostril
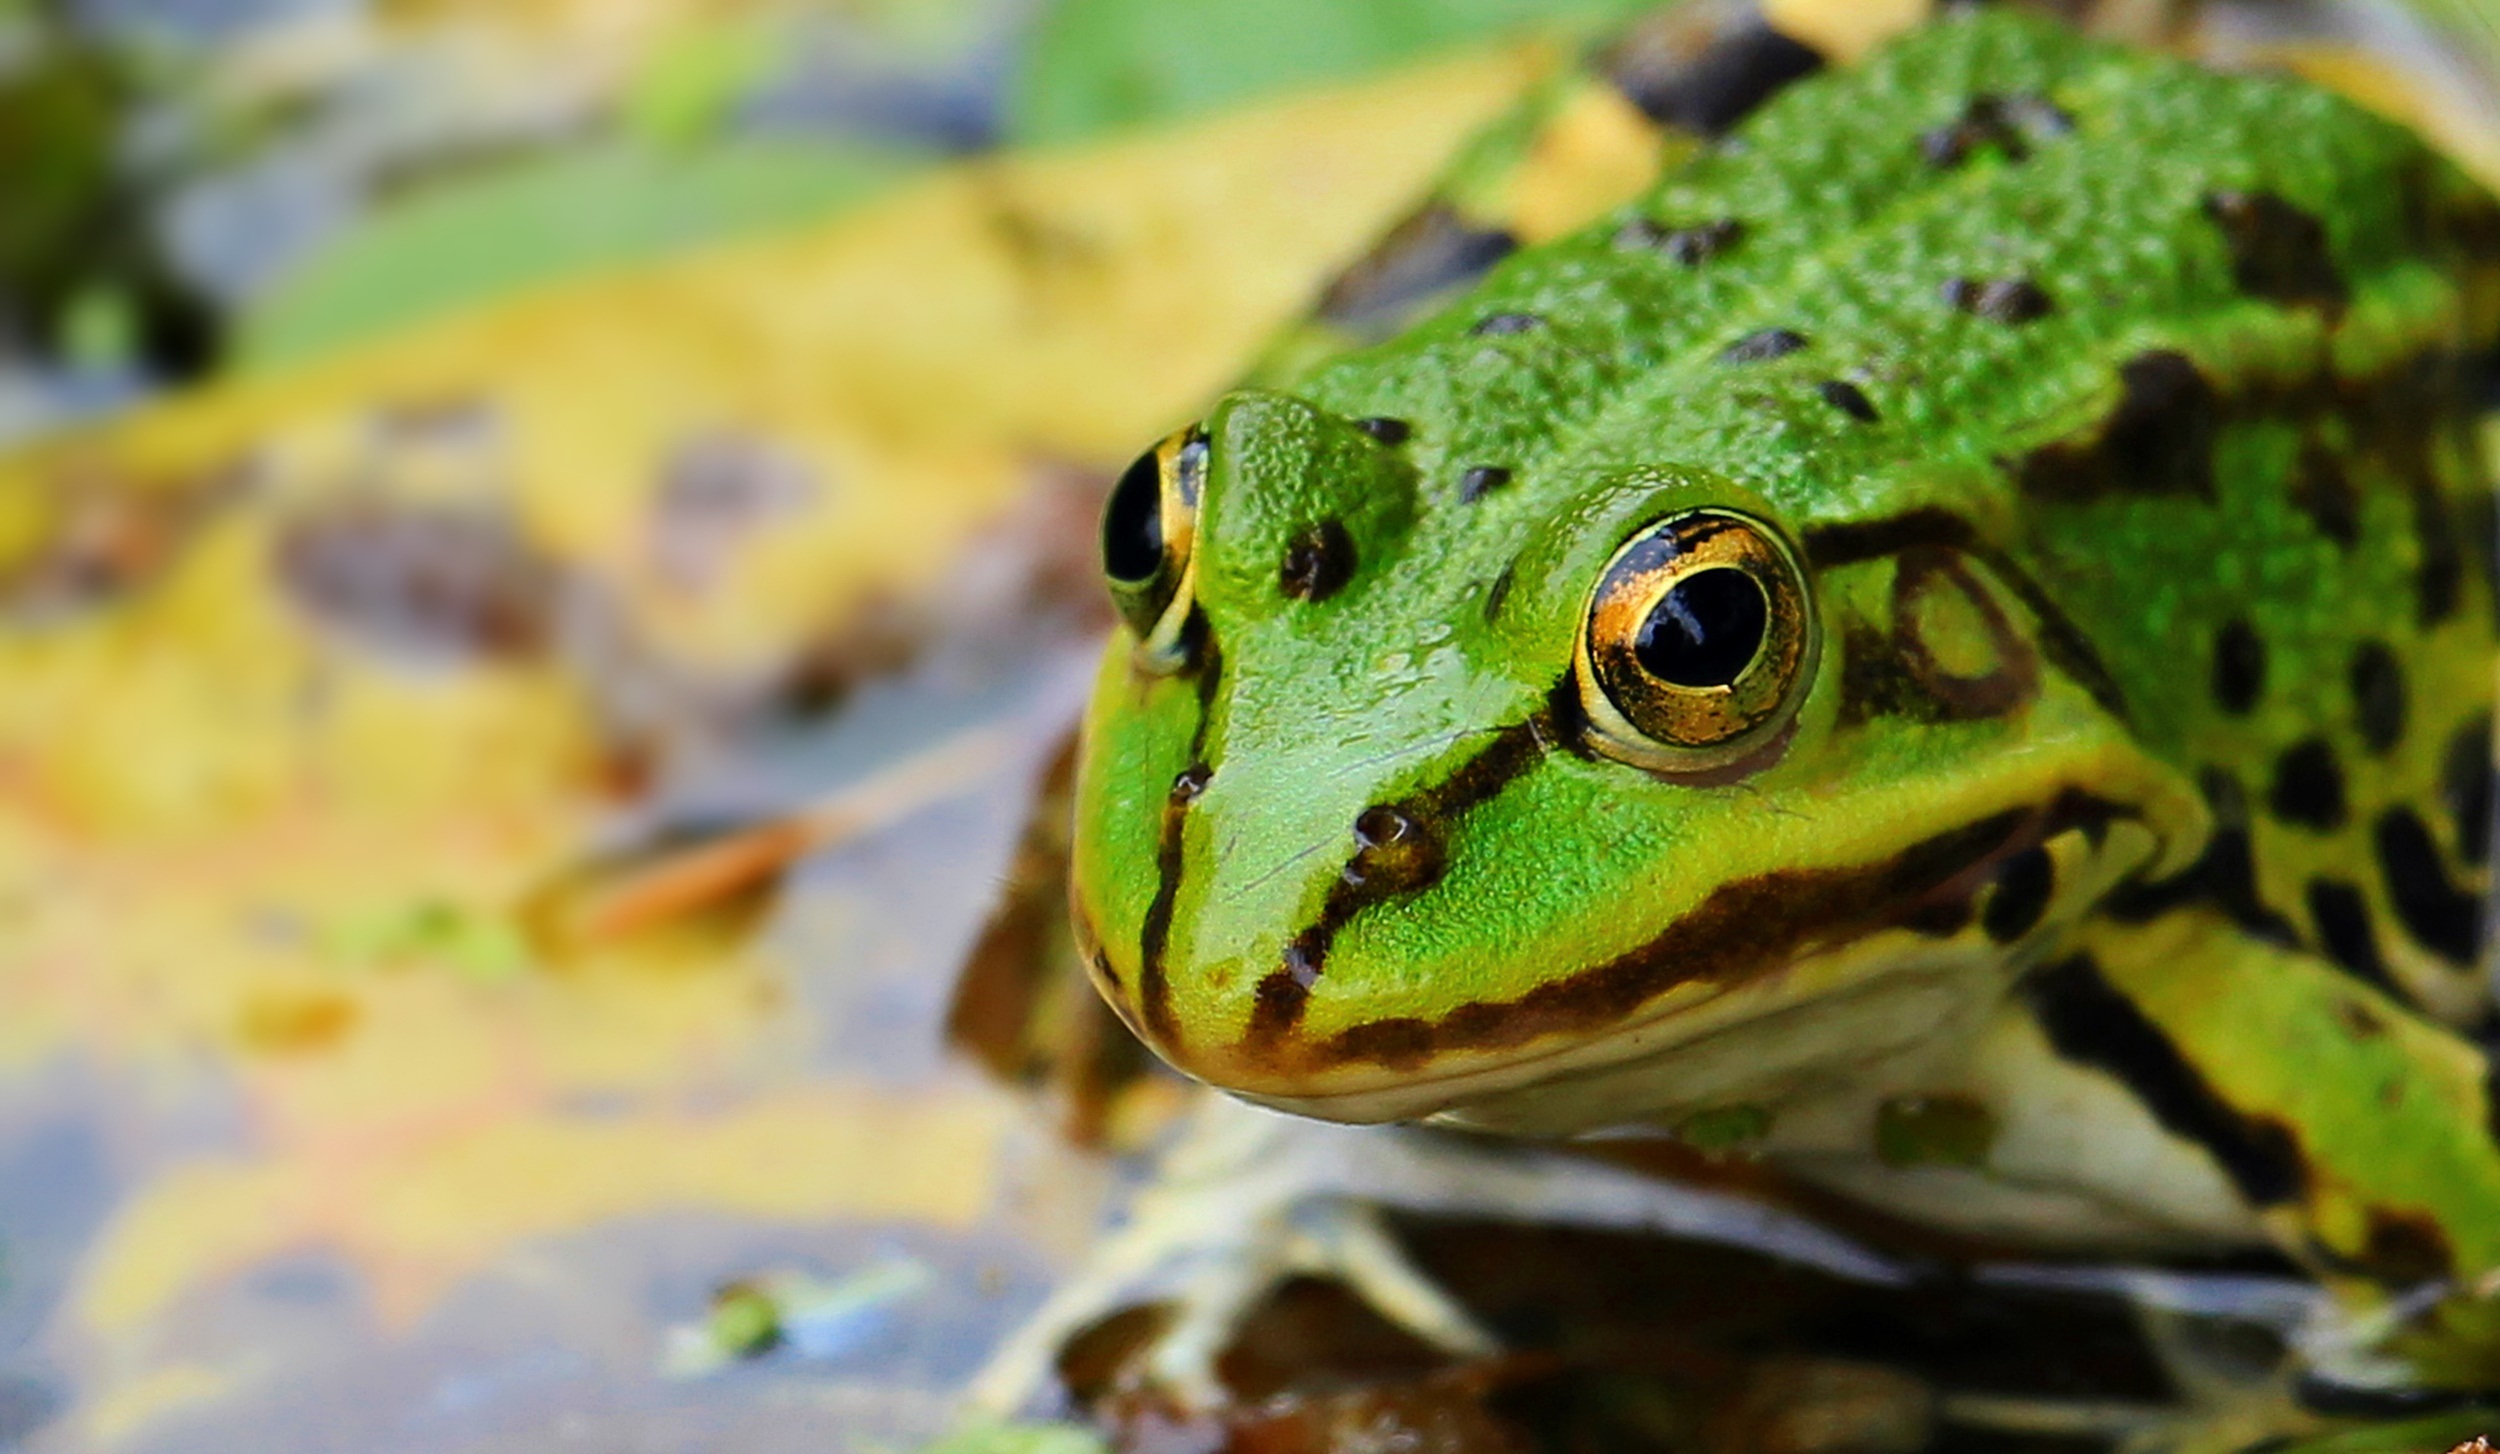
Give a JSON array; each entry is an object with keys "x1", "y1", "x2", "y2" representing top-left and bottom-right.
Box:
[
  {"x1": 1279, "y1": 521, "x2": 1356, "y2": 603},
  {"x1": 1345, "y1": 805, "x2": 1444, "y2": 894}
]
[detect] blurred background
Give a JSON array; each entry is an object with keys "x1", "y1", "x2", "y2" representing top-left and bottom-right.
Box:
[{"x1": 0, "y1": 1, "x2": 2496, "y2": 1451}]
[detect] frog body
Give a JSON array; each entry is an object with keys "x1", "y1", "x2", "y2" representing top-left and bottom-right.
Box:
[{"x1": 1071, "y1": 6, "x2": 2500, "y2": 1377}]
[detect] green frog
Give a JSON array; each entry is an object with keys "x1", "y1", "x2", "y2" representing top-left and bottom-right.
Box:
[{"x1": 1066, "y1": 1, "x2": 2500, "y2": 1411}]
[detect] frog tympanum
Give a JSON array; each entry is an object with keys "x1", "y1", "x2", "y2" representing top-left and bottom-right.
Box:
[{"x1": 1070, "y1": 3, "x2": 2500, "y2": 1405}]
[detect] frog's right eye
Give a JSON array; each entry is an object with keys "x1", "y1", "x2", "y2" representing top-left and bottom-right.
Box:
[
  {"x1": 1576, "y1": 508, "x2": 1815, "y2": 776},
  {"x1": 1102, "y1": 423, "x2": 1207, "y2": 666}
]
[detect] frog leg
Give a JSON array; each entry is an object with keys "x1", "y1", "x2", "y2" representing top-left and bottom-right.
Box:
[
  {"x1": 966, "y1": 1090, "x2": 1908, "y2": 1416},
  {"x1": 1990, "y1": 909, "x2": 2500, "y2": 1388},
  {"x1": 964, "y1": 1095, "x2": 1498, "y2": 1415}
]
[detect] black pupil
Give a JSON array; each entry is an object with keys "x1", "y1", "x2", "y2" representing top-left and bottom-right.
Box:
[
  {"x1": 1103, "y1": 448, "x2": 1165, "y2": 583},
  {"x1": 1636, "y1": 568, "x2": 1768, "y2": 688}
]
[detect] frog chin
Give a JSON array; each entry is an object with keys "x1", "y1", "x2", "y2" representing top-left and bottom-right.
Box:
[{"x1": 1230, "y1": 923, "x2": 2018, "y2": 1137}]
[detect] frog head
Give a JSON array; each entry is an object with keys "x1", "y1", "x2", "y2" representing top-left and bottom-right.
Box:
[{"x1": 1071, "y1": 388, "x2": 2203, "y2": 1136}]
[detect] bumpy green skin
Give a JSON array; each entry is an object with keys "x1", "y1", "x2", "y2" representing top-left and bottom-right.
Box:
[{"x1": 1073, "y1": 7, "x2": 2500, "y2": 1367}]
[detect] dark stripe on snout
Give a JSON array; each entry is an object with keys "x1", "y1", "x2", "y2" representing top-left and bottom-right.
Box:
[
  {"x1": 1249, "y1": 708, "x2": 1558, "y2": 1048},
  {"x1": 1136, "y1": 643, "x2": 1227, "y2": 1051},
  {"x1": 1303, "y1": 798, "x2": 2133, "y2": 1072}
]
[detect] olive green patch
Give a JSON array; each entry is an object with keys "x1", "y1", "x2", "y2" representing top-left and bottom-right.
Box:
[
  {"x1": 1874, "y1": 1094, "x2": 1997, "y2": 1169},
  {"x1": 1677, "y1": 1102, "x2": 1774, "y2": 1151}
]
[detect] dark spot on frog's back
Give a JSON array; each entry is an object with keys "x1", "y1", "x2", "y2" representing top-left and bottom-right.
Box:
[
  {"x1": 2442, "y1": 715, "x2": 2493, "y2": 865},
  {"x1": 1603, "y1": 14, "x2": 1821, "y2": 137},
  {"x1": 2291, "y1": 441, "x2": 2360, "y2": 550},
  {"x1": 2349, "y1": 642, "x2": 2406, "y2": 755},
  {"x1": 1721, "y1": 328, "x2": 1808, "y2": 363},
  {"x1": 2212, "y1": 619, "x2": 2265, "y2": 715},
  {"x1": 2375, "y1": 805, "x2": 2482, "y2": 966},
  {"x1": 2019, "y1": 351, "x2": 2220, "y2": 505},
  {"x1": 1818, "y1": 380, "x2": 1880, "y2": 423},
  {"x1": 1352, "y1": 416, "x2": 1412, "y2": 446},
  {"x1": 1920, "y1": 93, "x2": 2070, "y2": 170},
  {"x1": 1942, "y1": 276, "x2": 2053, "y2": 324},
  {"x1": 2268, "y1": 739, "x2": 2348, "y2": 832},
  {"x1": 2306, "y1": 878, "x2": 2400, "y2": 996},
  {"x1": 1611, "y1": 216, "x2": 1746, "y2": 266},
  {"x1": 2203, "y1": 191, "x2": 2349, "y2": 317},
  {"x1": 1459, "y1": 465, "x2": 1512, "y2": 503},
  {"x1": 1279, "y1": 521, "x2": 1355, "y2": 602}
]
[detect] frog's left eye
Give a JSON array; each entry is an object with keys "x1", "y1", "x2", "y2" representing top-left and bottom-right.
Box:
[
  {"x1": 1577, "y1": 508, "x2": 1815, "y2": 774},
  {"x1": 1102, "y1": 423, "x2": 1208, "y2": 665}
]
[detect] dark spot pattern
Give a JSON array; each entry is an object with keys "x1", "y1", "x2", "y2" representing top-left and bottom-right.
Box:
[
  {"x1": 1818, "y1": 380, "x2": 1880, "y2": 422},
  {"x1": 1943, "y1": 276, "x2": 2053, "y2": 323},
  {"x1": 2459, "y1": 483, "x2": 2500, "y2": 632},
  {"x1": 2442, "y1": 715, "x2": 2493, "y2": 865},
  {"x1": 1982, "y1": 847, "x2": 2054, "y2": 943},
  {"x1": 2375, "y1": 806, "x2": 2482, "y2": 966},
  {"x1": 1976, "y1": 278, "x2": 2053, "y2": 323},
  {"x1": 1459, "y1": 465, "x2": 1512, "y2": 503},
  {"x1": 1919, "y1": 93, "x2": 2067, "y2": 169},
  {"x1": 2348, "y1": 643, "x2": 2406, "y2": 755},
  {"x1": 2268, "y1": 738, "x2": 2348, "y2": 832},
  {"x1": 1352, "y1": 416, "x2": 1413, "y2": 446},
  {"x1": 2203, "y1": 191, "x2": 2349, "y2": 317},
  {"x1": 2305, "y1": 878, "x2": 2401, "y2": 996},
  {"x1": 2212, "y1": 619, "x2": 2266, "y2": 715},
  {"x1": 1615, "y1": 216, "x2": 1716, "y2": 258},
  {"x1": 2291, "y1": 441, "x2": 2359, "y2": 549},
  {"x1": 1469, "y1": 312, "x2": 1545, "y2": 337},
  {"x1": 1721, "y1": 328, "x2": 1808, "y2": 363},
  {"x1": 1662, "y1": 218, "x2": 1746, "y2": 265},
  {"x1": 1606, "y1": 17, "x2": 1821, "y2": 136},
  {"x1": 2022, "y1": 953, "x2": 2307, "y2": 1206},
  {"x1": 1279, "y1": 521, "x2": 1356, "y2": 603},
  {"x1": 2019, "y1": 350, "x2": 2220, "y2": 504}
]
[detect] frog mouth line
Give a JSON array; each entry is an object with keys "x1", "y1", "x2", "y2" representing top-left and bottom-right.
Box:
[{"x1": 1186, "y1": 786, "x2": 2142, "y2": 1109}]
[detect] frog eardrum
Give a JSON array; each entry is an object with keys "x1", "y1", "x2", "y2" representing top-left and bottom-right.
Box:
[
  {"x1": 1576, "y1": 508, "x2": 1814, "y2": 773},
  {"x1": 1101, "y1": 422, "x2": 1208, "y2": 667}
]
